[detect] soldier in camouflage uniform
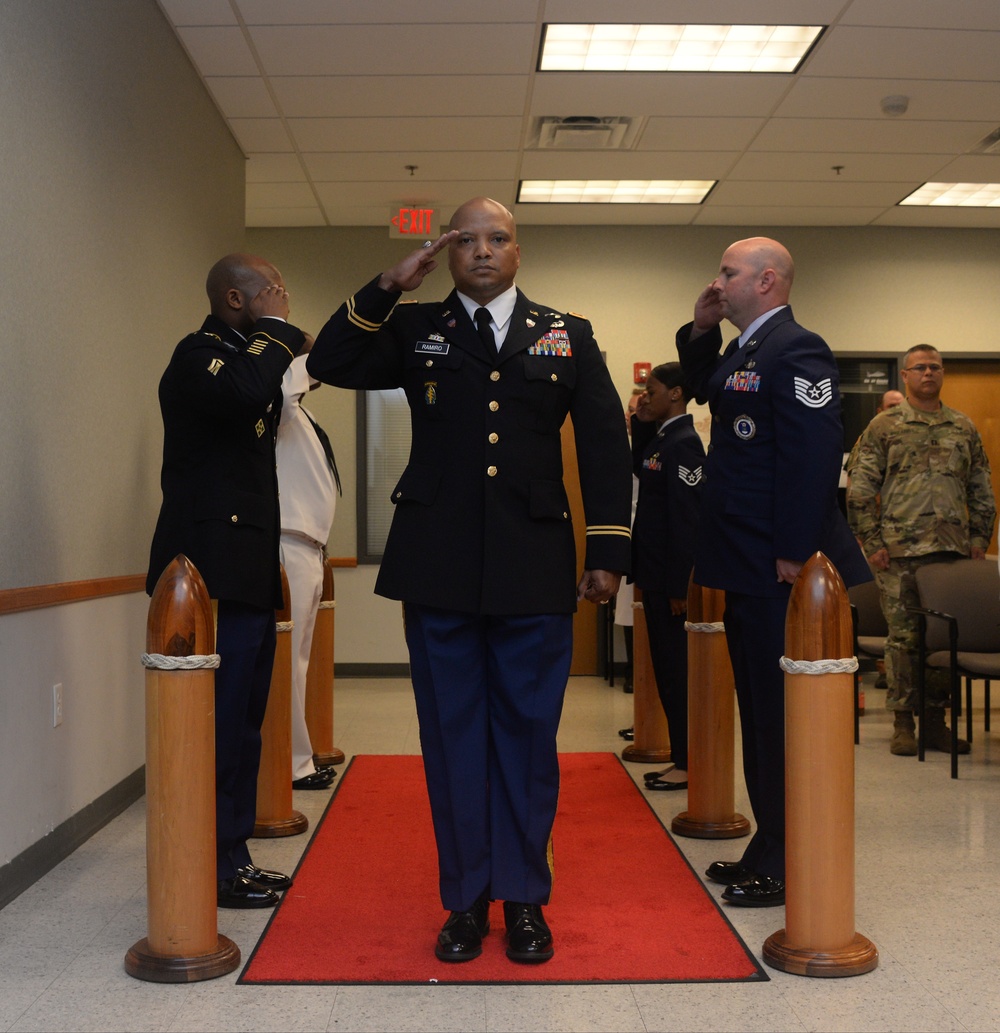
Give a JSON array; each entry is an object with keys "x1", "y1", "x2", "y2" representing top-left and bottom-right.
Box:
[{"x1": 847, "y1": 345, "x2": 996, "y2": 755}]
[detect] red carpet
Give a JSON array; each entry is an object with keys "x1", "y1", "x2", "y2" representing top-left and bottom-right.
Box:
[{"x1": 240, "y1": 753, "x2": 765, "y2": 985}]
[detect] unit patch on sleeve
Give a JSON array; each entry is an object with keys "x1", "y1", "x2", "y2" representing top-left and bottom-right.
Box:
[{"x1": 207, "y1": 358, "x2": 225, "y2": 376}]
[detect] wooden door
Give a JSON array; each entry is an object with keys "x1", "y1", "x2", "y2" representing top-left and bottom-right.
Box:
[
  {"x1": 561, "y1": 417, "x2": 599, "y2": 674},
  {"x1": 940, "y1": 361, "x2": 1000, "y2": 546}
]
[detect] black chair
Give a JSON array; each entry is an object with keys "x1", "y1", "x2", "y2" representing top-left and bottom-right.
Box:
[
  {"x1": 848, "y1": 575, "x2": 887, "y2": 744},
  {"x1": 909, "y1": 558, "x2": 1000, "y2": 778}
]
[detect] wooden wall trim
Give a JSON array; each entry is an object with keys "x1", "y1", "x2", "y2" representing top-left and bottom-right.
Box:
[
  {"x1": 0, "y1": 559, "x2": 359, "y2": 615},
  {"x1": 0, "y1": 574, "x2": 148, "y2": 616}
]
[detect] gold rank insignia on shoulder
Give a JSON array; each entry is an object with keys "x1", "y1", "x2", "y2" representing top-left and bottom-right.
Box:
[
  {"x1": 398, "y1": 299, "x2": 419, "y2": 304},
  {"x1": 568, "y1": 311, "x2": 586, "y2": 319},
  {"x1": 207, "y1": 358, "x2": 225, "y2": 376},
  {"x1": 255, "y1": 419, "x2": 265, "y2": 438},
  {"x1": 247, "y1": 341, "x2": 266, "y2": 355}
]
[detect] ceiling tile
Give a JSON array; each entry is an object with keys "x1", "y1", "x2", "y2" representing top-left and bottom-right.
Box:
[
  {"x1": 270, "y1": 76, "x2": 529, "y2": 118},
  {"x1": 205, "y1": 77, "x2": 278, "y2": 119},
  {"x1": 303, "y1": 151, "x2": 521, "y2": 182},
  {"x1": 752, "y1": 118, "x2": 994, "y2": 155},
  {"x1": 235, "y1": 0, "x2": 541, "y2": 24},
  {"x1": 289, "y1": 117, "x2": 524, "y2": 153},
  {"x1": 806, "y1": 26, "x2": 1000, "y2": 81},
  {"x1": 247, "y1": 24, "x2": 537, "y2": 76},
  {"x1": 246, "y1": 154, "x2": 309, "y2": 182},
  {"x1": 157, "y1": 0, "x2": 236, "y2": 26},
  {"x1": 174, "y1": 26, "x2": 258, "y2": 76},
  {"x1": 228, "y1": 118, "x2": 296, "y2": 152}
]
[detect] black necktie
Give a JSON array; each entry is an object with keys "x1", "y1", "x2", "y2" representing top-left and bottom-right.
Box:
[
  {"x1": 475, "y1": 307, "x2": 496, "y2": 351},
  {"x1": 303, "y1": 408, "x2": 342, "y2": 496}
]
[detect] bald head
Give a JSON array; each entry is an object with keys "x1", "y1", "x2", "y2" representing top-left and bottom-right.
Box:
[
  {"x1": 447, "y1": 196, "x2": 521, "y2": 304},
  {"x1": 206, "y1": 253, "x2": 283, "y2": 331},
  {"x1": 206, "y1": 253, "x2": 280, "y2": 308},
  {"x1": 713, "y1": 236, "x2": 795, "y2": 331},
  {"x1": 448, "y1": 196, "x2": 514, "y2": 233}
]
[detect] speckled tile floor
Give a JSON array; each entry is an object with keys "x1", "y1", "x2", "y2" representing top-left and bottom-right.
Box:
[{"x1": 2, "y1": 673, "x2": 997, "y2": 1033}]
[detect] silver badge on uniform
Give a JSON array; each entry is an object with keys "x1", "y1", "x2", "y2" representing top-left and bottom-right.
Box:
[
  {"x1": 678, "y1": 465, "x2": 703, "y2": 485},
  {"x1": 733, "y1": 415, "x2": 756, "y2": 440}
]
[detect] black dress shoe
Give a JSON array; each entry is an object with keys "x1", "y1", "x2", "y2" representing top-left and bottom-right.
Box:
[
  {"x1": 435, "y1": 894, "x2": 490, "y2": 962},
  {"x1": 292, "y1": 767, "x2": 336, "y2": 790},
  {"x1": 217, "y1": 875, "x2": 279, "y2": 909},
  {"x1": 644, "y1": 765, "x2": 675, "y2": 783},
  {"x1": 618, "y1": 727, "x2": 635, "y2": 741},
  {"x1": 705, "y1": 860, "x2": 755, "y2": 886},
  {"x1": 646, "y1": 777, "x2": 688, "y2": 791},
  {"x1": 237, "y1": 864, "x2": 293, "y2": 890},
  {"x1": 503, "y1": 902, "x2": 554, "y2": 963},
  {"x1": 721, "y1": 875, "x2": 785, "y2": 908}
]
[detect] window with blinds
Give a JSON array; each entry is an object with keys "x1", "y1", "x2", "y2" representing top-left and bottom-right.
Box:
[{"x1": 357, "y1": 388, "x2": 411, "y2": 561}]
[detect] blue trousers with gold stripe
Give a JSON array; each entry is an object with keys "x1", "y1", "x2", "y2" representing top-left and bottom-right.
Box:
[{"x1": 403, "y1": 603, "x2": 573, "y2": 912}]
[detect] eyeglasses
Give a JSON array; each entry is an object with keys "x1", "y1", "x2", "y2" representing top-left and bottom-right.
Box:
[{"x1": 902, "y1": 364, "x2": 943, "y2": 374}]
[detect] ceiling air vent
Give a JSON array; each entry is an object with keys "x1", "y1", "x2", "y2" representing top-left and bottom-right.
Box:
[{"x1": 535, "y1": 116, "x2": 637, "y2": 149}]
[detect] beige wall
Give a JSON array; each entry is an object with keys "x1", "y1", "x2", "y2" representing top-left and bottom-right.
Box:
[
  {"x1": 0, "y1": 0, "x2": 246, "y2": 591},
  {"x1": 0, "y1": 0, "x2": 245, "y2": 867}
]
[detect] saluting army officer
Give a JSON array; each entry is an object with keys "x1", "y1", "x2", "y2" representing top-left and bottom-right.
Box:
[
  {"x1": 308, "y1": 197, "x2": 632, "y2": 964},
  {"x1": 147, "y1": 254, "x2": 305, "y2": 908}
]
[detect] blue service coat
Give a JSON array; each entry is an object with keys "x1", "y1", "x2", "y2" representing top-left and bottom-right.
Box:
[
  {"x1": 676, "y1": 307, "x2": 869, "y2": 596},
  {"x1": 308, "y1": 277, "x2": 633, "y2": 614}
]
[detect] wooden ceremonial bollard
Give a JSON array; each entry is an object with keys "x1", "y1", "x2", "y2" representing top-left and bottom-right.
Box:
[
  {"x1": 622, "y1": 588, "x2": 671, "y2": 764},
  {"x1": 305, "y1": 558, "x2": 344, "y2": 767},
  {"x1": 125, "y1": 555, "x2": 240, "y2": 983},
  {"x1": 672, "y1": 581, "x2": 750, "y2": 839},
  {"x1": 763, "y1": 552, "x2": 878, "y2": 978},
  {"x1": 254, "y1": 565, "x2": 308, "y2": 837}
]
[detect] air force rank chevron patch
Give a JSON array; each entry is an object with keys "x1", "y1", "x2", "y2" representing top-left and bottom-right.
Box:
[{"x1": 793, "y1": 377, "x2": 833, "y2": 408}]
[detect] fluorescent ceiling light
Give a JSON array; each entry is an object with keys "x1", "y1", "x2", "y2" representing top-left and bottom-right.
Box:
[
  {"x1": 899, "y1": 182, "x2": 1000, "y2": 207},
  {"x1": 518, "y1": 180, "x2": 716, "y2": 204},
  {"x1": 539, "y1": 23, "x2": 824, "y2": 73}
]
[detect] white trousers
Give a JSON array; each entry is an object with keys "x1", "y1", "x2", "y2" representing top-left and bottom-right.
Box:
[{"x1": 279, "y1": 533, "x2": 325, "y2": 779}]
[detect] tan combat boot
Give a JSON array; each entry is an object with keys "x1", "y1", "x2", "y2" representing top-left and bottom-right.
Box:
[
  {"x1": 921, "y1": 707, "x2": 971, "y2": 754},
  {"x1": 890, "y1": 711, "x2": 917, "y2": 756}
]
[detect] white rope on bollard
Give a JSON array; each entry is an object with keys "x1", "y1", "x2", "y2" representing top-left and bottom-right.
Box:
[
  {"x1": 684, "y1": 621, "x2": 726, "y2": 633},
  {"x1": 141, "y1": 653, "x2": 220, "y2": 670},
  {"x1": 317, "y1": 600, "x2": 336, "y2": 610},
  {"x1": 779, "y1": 656, "x2": 859, "y2": 675},
  {"x1": 275, "y1": 620, "x2": 294, "y2": 633}
]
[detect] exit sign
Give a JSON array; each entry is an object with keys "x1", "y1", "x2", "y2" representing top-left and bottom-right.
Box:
[{"x1": 390, "y1": 206, "x2": 438, "y2": 238}]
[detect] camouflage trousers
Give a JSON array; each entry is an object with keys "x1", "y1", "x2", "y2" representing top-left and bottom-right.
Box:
[{"x1": 875, "y1": 554, "x2": 957, "y2": 711}]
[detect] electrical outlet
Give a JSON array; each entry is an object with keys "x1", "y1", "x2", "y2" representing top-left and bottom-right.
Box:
[{"x1": 53, "y1": 683, "x2": 63, "y2": 727}]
